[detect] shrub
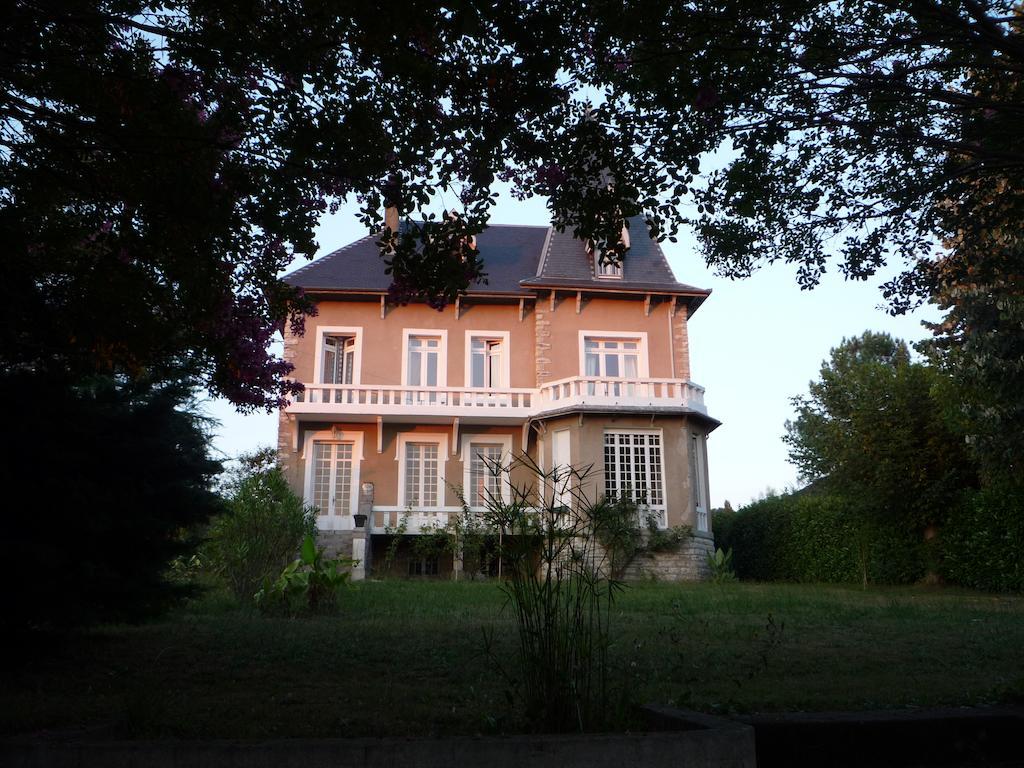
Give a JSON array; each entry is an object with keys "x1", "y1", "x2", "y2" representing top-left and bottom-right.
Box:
[
  {"x1": 205, "y1": 455, "x2": 316, "y2": 604},
  {"x1": 941, "y1": 484, "x2": 1024, "y2": 592},
  {"x1": 480, "y1": 458, "x2": 628, "y2": 733},
  {"x1": 255, "y1": 535, "x2": 353, "y2": 615}
]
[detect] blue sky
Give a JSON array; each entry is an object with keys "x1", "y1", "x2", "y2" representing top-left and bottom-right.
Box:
[{"x1": 204, "y1": 192, "x2": 939, "y2": 509}]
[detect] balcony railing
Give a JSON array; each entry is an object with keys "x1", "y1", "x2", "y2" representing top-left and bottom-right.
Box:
[
  {"x1": 536, "y1": 376, "x2": 706, "y2": 414},
  {"x1": 287, "y1": 377, "x2": 707, "y2": 418}
]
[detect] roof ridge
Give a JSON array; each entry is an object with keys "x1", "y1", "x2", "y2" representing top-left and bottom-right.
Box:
[{"x1": 535, "y1": 226, "x2": 554, "y2": 276}]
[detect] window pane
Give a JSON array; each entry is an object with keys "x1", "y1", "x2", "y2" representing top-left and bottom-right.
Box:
[
  {"x1": 604, "y1": 432, "x2": 663, "y2": 509},
  {"x1": 624, "y1": 354, "x2": 638, "y2": 378},
  {"x1": 334, "y1": 443, "x2": 353, "y2": 514},
  {"x1": 322, "y1": 343, "x2": 337, "y2": 385},
  {"x1": 471, "y1": 353, "x2": 485, "y2": 387},
  {"x1": 342, "y1": 338, "x2": 355, "y2": 384},
  {"x1": 405, "y1": 443, "x2": 421, "y2": 506},
  {"x1": 487, "y1": 346, "x2": 501, "y2": 387},
  {"x1": 426, "y1": 352, "x2": 438, "y2": 386},
  {"x1": 422, "y1": 443, "x2": 438, "y2": 506},
  {"x1": 312, "y1": 443, "x2": 331, "y2": 515},
  {"x1": 605, "y1": 354, "x2": 620, "y2": 377},
  {"x1": 408, "y1": 349, "x2": 421, "y2": 385},
  {"x1": 470, "y1": 444, "x2": 502, "y2": 506}
]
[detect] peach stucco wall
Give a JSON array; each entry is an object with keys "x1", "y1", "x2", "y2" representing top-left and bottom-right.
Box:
[
  {"x1": 287, "y1": 299, "x2": 536, "y2": 388},
  {"x1": 284, "y1": 293, "x2": 693, "y2": 389},
  {"x1": 279, "y1": 418, "x2": 537, "y2": 520},
  {"x1": 536, "y1": 294, "x2": 687, "y2": 383},
  {"x1": 535, "y1": 413, "x2": 707, "y2": 531}
]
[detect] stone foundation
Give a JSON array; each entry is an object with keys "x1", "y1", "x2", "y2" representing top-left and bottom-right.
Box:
[
  {"x1": 620, "y1": 534, "x2": 715, "y2": 581},
  {"x1": 317, "y1": 530, "x2": 355, "y2": 560}
]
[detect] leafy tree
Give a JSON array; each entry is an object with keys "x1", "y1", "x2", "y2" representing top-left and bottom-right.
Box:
[
  {"x1": 4, "y1": 2, "x2": 1022, "y2": 410},
  {"x1": 0, "y1": 372, "x2": 223, "y2": 632},
  {"x1": 784, "y1": 332, "x2": 978, "y2": 536},
  {"x1": 923, "y1": 239, "x2": 1024, "y2": 485}
]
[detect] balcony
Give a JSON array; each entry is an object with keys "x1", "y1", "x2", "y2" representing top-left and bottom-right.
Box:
[
  {"x1": 536, "y1": 376, "x2": 707, "y2": 415},
  {"x1": 288, "y1": 383, "x2": 537, "y2": 422},
  {"x1": 287, "y1": 377, "x2": 708, "y2": 421}
]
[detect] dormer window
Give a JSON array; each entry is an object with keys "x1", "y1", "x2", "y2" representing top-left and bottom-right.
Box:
[
  {"x1": 587, "y1": 229, "x2": 628, "y2": 279},
  {"x1": 595, "y1": 256, "x2": 623, "y2": 279}
]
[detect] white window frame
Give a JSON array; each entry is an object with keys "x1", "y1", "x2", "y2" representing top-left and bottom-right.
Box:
[
  {"x1": 396, "y1": 432, "x2": 448, "y2": 511},
  {"x1": 460, "y1": 433, "x2": 513, "y2": 509},
  {"x1": 463, "y1": 330, "x2": 511, "y2": 389},
  {"x1": 594, "y1": 255, "x2": 623, "y2": 279},
  {"x1": 691, "y1": 432, "x2": 710, "y2": 533},
  {"x1": 312, "y1": 326, "x2": 363, "y2": 385},
  {"x1": 301, "y1": 429, "x2": 365, "y2": 530},
  {"x1": 551, "y1": 428, "x2": 572, "y2": 509},
  {"x1": 603, "y1": 428, "x2": 667, "y2": 528},
  {"x1": 578, "y1": 330, "x2": 650, "y2": 378},
  {"x1": 401, "y1": 329, "x2": 448, "y2": 388}
]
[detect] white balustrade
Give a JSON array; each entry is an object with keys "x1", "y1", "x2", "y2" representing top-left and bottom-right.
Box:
[
  {"x1": 288, "y1": 377, "x2": 707, "y2": 417},
  {"x1": 535, "y1": 376, "x2": 707, "y2": 415}
]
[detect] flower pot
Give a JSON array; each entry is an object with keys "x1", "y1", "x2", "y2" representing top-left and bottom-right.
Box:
[{"x1": 353, "y1": 513, "x2": 368, "y2": 529}]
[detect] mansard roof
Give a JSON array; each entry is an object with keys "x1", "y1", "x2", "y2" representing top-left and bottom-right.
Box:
[{"x1": 284, "y1": 217, "x2": 710, "y2": 309}]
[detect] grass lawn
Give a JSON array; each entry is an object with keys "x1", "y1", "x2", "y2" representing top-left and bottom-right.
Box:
[{"x1": 3, "y1": 580, "x2": 1023, "y2": 739}]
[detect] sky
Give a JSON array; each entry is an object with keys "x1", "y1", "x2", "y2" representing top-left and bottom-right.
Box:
[{"x1": 204, "y1": 192, "x2": 940, "y2": 510}]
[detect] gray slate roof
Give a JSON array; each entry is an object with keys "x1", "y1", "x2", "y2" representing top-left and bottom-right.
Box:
[
  {"x1": 284, "y1": 217, "x2": 709, "y2": 302},
  {"x1": 285, "y1": 224, "x2": 548, "y2": 295}
]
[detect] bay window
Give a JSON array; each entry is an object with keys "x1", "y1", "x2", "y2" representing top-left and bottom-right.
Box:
[{"x1": 603, "y1": 431, "x2": 666, "y2": 526}]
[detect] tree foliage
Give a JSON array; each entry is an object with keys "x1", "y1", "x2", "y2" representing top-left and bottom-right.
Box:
[
  {"x1": 784, "y1": 331, "x2": 977, "y2": 532},
  {"x1": 0, "y1": 371, "x2": 223, "y2": 632},
  {"x1": 3, "y1": 2, "x2": 1021, "y2": 412}
]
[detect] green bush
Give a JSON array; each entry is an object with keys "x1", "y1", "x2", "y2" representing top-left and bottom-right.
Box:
[
  {"x1": 205, "y1": 457, "x2": 316, "y2": 604},
  {"x1": 941, "y1": 484, "x2": 1024, "y2": 592},
  {"x1": 255, "y1": 535, "x2": 353, "y2": 615},
  {"x1": 706, "y1": 547, "x2": 737, "y2": 582}
]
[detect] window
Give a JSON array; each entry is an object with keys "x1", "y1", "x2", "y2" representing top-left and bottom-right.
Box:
[
  {"x1": 312, "y1": 327, "x2": 362, "y2": 400},
  {"x1": 604, "y1": 431, "x2": 665, "y2": 525},
  {"x1": 551, "y1": 429, "x2": 571, "y2": 508},
  {"x1": 404, "y1": 442, "x2": 439, "y2": 507},
  {"x1": 471, "y1": 338, "x2": 503, "y2": 388},
  {"x1": 465, "y1": 331, "x2": 511, "y2": 393},
  {"x1": 397, "y1": 433, "x2": 447, "y2": 512},
  {"x1": 584, "y1": 338, "x2": 639, "y2": 378},
  {"x1": 468, "y1": 443, "x2": 503, "y2": 507},
  {"x1": 407, "y1": 336, "x2": 441, "y2": 387},
  {"x1": 690, "y1": 433, "x2": 709, "y2": 532},
  {"x1": 461, "y1": 434, "x2": 512, "y2": 508},
  {"x1": 408, "y1": 556, "x2": 439, "y2": 576},
  {"x1": 582, "y1": 334, "x2": 647, "y2": 397},
  {"x1": 322, "y1": 335, "x2": 355, "y2": 384},
  {"x1": 303, "y1": 430, "x2": 364, "y2": 529},
  {"x1": 595, "y1": 256, "x2": 623, "y2": 279}
]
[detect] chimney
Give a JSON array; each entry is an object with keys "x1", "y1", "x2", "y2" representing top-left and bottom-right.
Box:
[{"x1": 384, "y1": 205, "x2": 399, "y2": 234}]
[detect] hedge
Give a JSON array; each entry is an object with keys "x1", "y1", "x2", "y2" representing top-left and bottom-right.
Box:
[
  {"x1": 940, "y1": 484, "x2": 1024, "y2": 592},
  {"x1": 713, "y1": 492, "x2": 924, "y2": 585}
]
